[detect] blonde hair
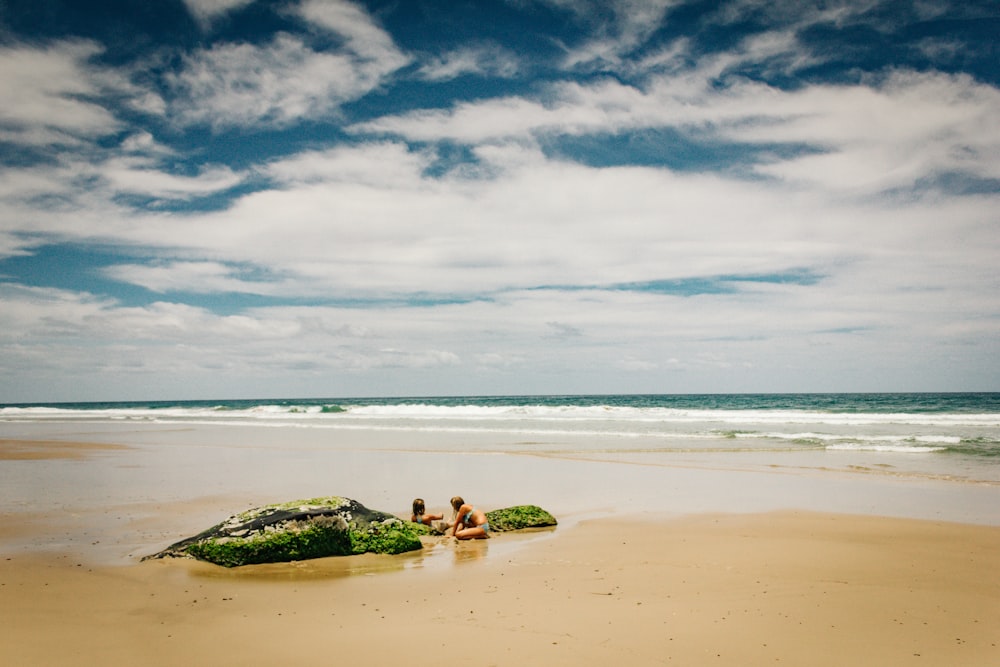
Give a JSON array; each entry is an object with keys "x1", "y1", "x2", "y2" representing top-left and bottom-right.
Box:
[{"x1": 450, "y1": 496, "x2": 465, "y2": 513}]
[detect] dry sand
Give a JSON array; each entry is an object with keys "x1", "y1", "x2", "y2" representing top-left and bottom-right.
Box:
[{"x1": 2, "y1": 511, "x2": 998, "y2": 666}]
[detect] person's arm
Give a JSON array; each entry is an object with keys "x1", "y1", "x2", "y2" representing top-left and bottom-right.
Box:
[{"x1": 451, "y1": 504, "x2": 469, "y2": 536}]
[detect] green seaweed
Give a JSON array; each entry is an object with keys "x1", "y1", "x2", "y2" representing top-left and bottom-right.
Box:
[
  {"x1": 485, "y1": 505, "x2": 557, "y2": 531},
  {"x1": 186, "y1": 521, "x2": 353, "y2": 567},
  {"x1": 348, "y1": 520, "x2": 424, "y2": 555},
  {"x1": 185, "y1": 516, "x2": 425, "y2": 567},
  {"x1": 405, "y1": 521, "x2": 432, "y2": 536}
]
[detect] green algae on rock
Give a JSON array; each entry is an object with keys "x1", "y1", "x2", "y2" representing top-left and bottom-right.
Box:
[
  {"x1": 485, "y1": 505, "x2": 558, "y2": 531},
  {"x1": 145, "y1": 496, "x2": 425, "y2": 567}
]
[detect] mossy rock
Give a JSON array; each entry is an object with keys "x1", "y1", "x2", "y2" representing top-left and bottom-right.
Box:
[
  {"x1": 485, "y1": 505, "x2": 557, "y2": 531},
  {"x1": 145, "y1": 496, "x2": 425, "y2": 567}
]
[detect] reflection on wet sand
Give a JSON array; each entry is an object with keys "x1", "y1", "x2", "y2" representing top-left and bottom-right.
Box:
[
  {"x1": 184, "y1": 550, "x2": 413, "y2": 582},
  {"x1": 451, "y1": 538, "x2": 488, "y2": 563},
  {"x1": 181, "y1": 528, "x2": 555, "y2": 582}
]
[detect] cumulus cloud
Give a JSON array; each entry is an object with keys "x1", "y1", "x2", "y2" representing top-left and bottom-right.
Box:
[
  {"x1": 0, "y1": 41, "x2": 122, "y2": 147},
  {"x1": 264, "y1": 142, "x2": 432, "y2": 187},
  {"x1": 165, "y1": 1, "x2": 408, "y2": 129},
  {"x1": 0, "y1": 282, "x2": 474, "y2": 399},
  {"x1": 0, "y1": 139, "x2": 244, "y2": 231},
  {"x1": 66, "y1": 136, "x2": 984, "y2": 319},
  {"x1": 353, "y1": 64, "x2": 1000, "y2": 197},
  {"x1": 742, "y1": 71, "x2": 1000, "y2": 191},
  {"x1": 165, "y1": 35, "x2": 373, "y2": 128}
]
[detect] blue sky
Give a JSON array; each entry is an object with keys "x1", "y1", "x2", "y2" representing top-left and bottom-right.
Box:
[{"x1": 1, "y1": 0, "x2": 998, "y2": 401}]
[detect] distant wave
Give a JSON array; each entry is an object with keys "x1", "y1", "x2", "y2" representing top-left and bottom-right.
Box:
[
  {"x1": 3, "y1": 400, "x2": 1000, "y2": 427},
  {"x1": 3, "y1": 394, "x2": 998, "y2": 463},
  {"x1": 339, "y1": 404, "x2": 1000, "y2": 427},
  {"x1": 824, "y1": 443, "x2": 947, "y2": 454},
  {"x1": 3, "y1": 391, "x2": 1000, "y2": 414}
]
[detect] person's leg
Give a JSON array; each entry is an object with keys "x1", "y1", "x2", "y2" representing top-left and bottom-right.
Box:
[{"x1": 454, "y1": 526, "x2": 487, "y2": 540}]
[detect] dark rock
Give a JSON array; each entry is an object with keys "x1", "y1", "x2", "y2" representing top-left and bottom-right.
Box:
[{"x1": 145, "y1": 496, "x2": 425, "y2": 567}]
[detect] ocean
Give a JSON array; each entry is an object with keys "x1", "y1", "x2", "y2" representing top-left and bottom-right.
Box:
[
  {"x1": 3, "y1": 392, "x2": 998, "y2": 479},
  {"x1": 3, "y1": 393, "x2": 1000, "y2": 562}
]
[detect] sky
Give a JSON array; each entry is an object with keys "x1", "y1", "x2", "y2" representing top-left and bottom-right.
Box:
[{"x1": 0, "y1": 0, "x2": 998, "y2": 402}]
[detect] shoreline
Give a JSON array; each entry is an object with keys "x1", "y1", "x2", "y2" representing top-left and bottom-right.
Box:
[
  {"x1": 2, "y1": 511, "x2": 998, "y2": 666},
  {"x1": 3, "y1": 421, "x2": 999, "y2": 664},
  {"x1": 2, "y1": 428, "x2": 1000, "y2": 567}
]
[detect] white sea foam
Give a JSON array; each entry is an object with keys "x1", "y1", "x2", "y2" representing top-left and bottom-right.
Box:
[
  {"x1": 1, "y1": 404, "x2": 995, "y2": 431},
  {"x1": 3, "y1": 403, "x2": 999, "y2": 428},
  {"x1": 2, "y1": 403, "x2": 997, "y2": 461},
  {"x1": 825, "y1": 443, "x2": 947, "y2": 453},
  {"x1": 325, "y1": 405, "x2": 1000, "y2": 433},
  {"x1": 731, "y1": 431, "x2": 961, "y2": 445}
]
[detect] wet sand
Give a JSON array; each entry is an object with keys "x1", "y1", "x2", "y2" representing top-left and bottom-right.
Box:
[
  {"x1": 2, "y1": 430, "x2": 999, "y2": 665},
  {"x1": 2, "y1": 512, "x2": 998, "y2": 666},
  {"x1": 0, "y1": 438, "x2": 130, "y2": 460}
]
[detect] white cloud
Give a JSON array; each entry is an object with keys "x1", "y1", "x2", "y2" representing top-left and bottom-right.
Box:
[
  {"x1": 182, "y1": 0, "x2": 255, "y2": 26},
  {"x1": 297, "y1": 0, "x2": 409, "y2": 69},
  {"x1": 0, "y1": 135, "x2": 243, "y2": 224},
  {"x1": 353, "y1": 64, "x2": 1000, "y2": 196},
  {"x1": 0, "y1": 41, "x2": 122, "y2": 147},
  {"x1": 264, "y1": 142, "x2": 432, "y2": 187},
  {"x1": 0, "y1": 282, "x2": 477, "y2": 400},
  {"x1": 120, "y1": 131, "x2": 175, "y2": 156},
  {"x1": 707, "y1": 0, "x2": 879, "y2": 30},
  {"x1": 102, "y1": 158, "x2": 244, "y2": 199},
  {"x1": 417, "y1": 45, "x2": 521, "y2": 81},
  {"x1": 165, "y1": 35, "x2": 364, "y2": 128},
  {"x1": 350, "y1": 94, "x2": 558, "y2": 142},
  {"x1": 742, "y1": 71, "x2": 1000, "y2": 191},
  {"x1": 103, "y1": 261, "x2": 281, "y2": 295},
  {"x1": 166, "y1": 2, "x2": 409, "y2": 130},
  {"x1": 0, "y1": 283, "x2": 298, "y2": 346},
  {"x1": 7, "y1": 126, "x2": 993, "y2": 305},
  {"x1": 54, "y1": 139, "x2": 981, "y2": 332},
  {"x1": 2, "y1": 223, "x2": 997, "y2": 398},
  {"x1": 556, "y1": 0, "x2": 681, "y2": 70}
]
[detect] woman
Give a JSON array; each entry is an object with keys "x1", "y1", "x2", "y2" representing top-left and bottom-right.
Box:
[{"x1": 450, "y1": 496, "x2": 490, "y2": 540}]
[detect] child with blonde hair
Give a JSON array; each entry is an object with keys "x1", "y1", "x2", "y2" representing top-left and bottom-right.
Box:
[{"x1": 411, "y1": 498, "x2": 443, "y2": 526}]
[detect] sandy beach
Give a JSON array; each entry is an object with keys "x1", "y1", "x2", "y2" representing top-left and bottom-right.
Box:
[
  {"x1": 2, "y1": 417, "x2": 999, "y2": 666},
  {"x1": 2, "y1": 510, "x2": 998, "y2": 666}
]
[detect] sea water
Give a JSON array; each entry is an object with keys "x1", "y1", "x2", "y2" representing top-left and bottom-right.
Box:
[
  {"x1": 2, "y1": 393, "x2": 999, "y2": 563},
  {"x1": 3, "y1": 393, "x2": 998, "y2": 467}
]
